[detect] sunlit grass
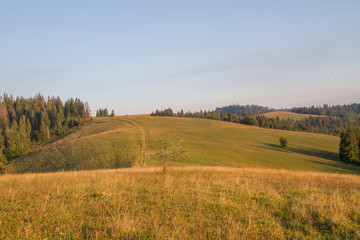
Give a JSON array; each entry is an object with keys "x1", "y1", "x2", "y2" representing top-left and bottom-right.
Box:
[
  {"x1": 8, "y1": 115, "x2": 360, "y2": 174},
  {"x1": 127, "y1": 115, "x2": 360, "y2": 174},
  {"x1": 1, "y1": 167, "x2": 360, "y2": 239}
]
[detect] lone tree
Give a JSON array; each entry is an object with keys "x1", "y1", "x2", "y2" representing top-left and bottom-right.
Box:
[
  {"x1": 110, "y1": 109, "x2": 115, "y2": 117},
  {"x1": 156, "y1": 137, "x2": 184, "y2": 173},
  {"x1": 339, "y1": 123, "x2": 360, "y2": 164},
  {"x1": 279, "y1": 137, "x2": 288, "y2": 148}
]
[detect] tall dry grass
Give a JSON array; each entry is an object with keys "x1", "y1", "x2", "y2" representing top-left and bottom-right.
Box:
[{"x1": 1, "y1": 167, "x2": 360, "y2": 239}]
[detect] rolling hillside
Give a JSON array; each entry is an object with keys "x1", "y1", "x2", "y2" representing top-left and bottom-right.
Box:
[
  {"x1": 262, "y1": 111, "x2": 328, "y2": 120},
  {"x1": 7, "y1": 115, "x2": 360, "y2": 174}
]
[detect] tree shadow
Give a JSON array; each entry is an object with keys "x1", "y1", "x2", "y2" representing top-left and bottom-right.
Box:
[
  {"x1": 261, "y1": 143, "x2": 360, "y2": 175},
  {"x1": 262, "y1": 143, "x2": 339, "y2": 161}
]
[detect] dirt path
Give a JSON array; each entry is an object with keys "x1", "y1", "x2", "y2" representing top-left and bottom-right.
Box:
[{"x1": 120, "y1": 118, "x2": 147, "y2": 166}]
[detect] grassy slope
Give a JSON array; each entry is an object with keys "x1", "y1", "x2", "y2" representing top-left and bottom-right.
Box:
[
  {"x1": 7, "y1": 115, "x2": 360, "y2": 174},
  {"x1": 7, "y1": 118, "x2": 141, "y2": 173},
  {"x1": 1, "y1": 167, "x2": 360, "y2": 239},
  {"x1": 262, "y1": 111, "x2": 328, "y2": 120},
  {"x1": 128, "y1": 115, "x2": 360, "y2": 174}
]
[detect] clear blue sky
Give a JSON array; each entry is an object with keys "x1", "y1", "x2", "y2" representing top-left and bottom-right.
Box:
[{"x1": 1, "y1": 1, "x2": 359, "y2": 115}]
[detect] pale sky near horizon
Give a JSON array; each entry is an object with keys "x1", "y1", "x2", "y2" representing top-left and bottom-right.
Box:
[{"x1": 1, "y1": 1, "x2": 359, "y2": 115}]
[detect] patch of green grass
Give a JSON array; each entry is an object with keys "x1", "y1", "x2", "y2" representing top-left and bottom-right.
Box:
[
  {"x1": 128, "y1": 115, "x2": 360, "y2": 174},
  {"x1": 7, "y1": 115, "x2": 360, "y2": 174}
]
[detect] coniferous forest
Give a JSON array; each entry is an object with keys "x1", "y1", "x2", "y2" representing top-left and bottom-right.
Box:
[
  {"x1": 216, "y1": 104, "x2": 276, "y2": 115},
  {"x1": 96, "y1": 108, "x2": 115, "y2": 117},
  {"x1": 0, "y1": 94, "x2": 90, "y2": 172},
  {"x1": 292, "y1": 104, "x2": 360, "y2": 118}
]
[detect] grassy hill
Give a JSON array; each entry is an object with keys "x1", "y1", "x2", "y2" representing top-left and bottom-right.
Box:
[
  {"x1": 262, "y1": 111, "x2": 328, "y2": 120},
  {"x1": 7, "y1": 115, "x2": 360, "y2": 174},
  {"x1": 6, "y1": 117, "x2": 141, "y2": 173},
  {"x1": 1, "y1": 167, "x2": 360, "y2": 239}
]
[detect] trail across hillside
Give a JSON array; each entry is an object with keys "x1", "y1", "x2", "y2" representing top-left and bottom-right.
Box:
[{"x1": 119, "y1": 118, "x2": 147, "y2": 166}]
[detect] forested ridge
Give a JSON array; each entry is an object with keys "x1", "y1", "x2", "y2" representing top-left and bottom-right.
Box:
[
  {"x1": 151, "y1": 108, "x2": 350, "y2": 136},
  {"x1": 0, "y1": 94, "x2": 90, "y2": 172},
  {"x1": 292, "y1": 104, "x2": 360, "y2": 118},
  {"x1": 216, "y1": 104, "x2": 275, "y2": 115}
]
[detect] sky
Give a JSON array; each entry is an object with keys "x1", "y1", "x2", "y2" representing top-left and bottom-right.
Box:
[{"x1": 1, "y1": 1, "x2": 360, "y2": 115}]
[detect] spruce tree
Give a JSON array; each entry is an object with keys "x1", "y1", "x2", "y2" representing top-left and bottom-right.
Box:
[
  {"x1": 0, "y1": 128, "x2": 4, "y2": 155},
  {"x1": 110, "y1": 110, "x2": 115, "y2": 117},
  {"x1": 221, "y1": 111, "x2": 228, "y2": 121},
  {"x1": 340, "y1": 123, "x2": 360, "y2": 163}
]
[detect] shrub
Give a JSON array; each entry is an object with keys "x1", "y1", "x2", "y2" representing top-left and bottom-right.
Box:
[{"x1": 279, "y1": 137, "x2": 288, "y2": 148}]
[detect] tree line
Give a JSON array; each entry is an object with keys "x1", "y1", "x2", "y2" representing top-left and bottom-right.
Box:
[
  {"x1": 215, "y1": 104, "x2": 275, "y2": 115},
  {"x1": 292, "y1": 103, "x2": 360, "y2": 119},
  {"x1": 0, "y1": 94, "x2": 90, "y2": 172},
  {"x1": 96, "y1": 108, "x2": 115, "y2": 117},
  {"x1": 151, "y1": 108, "x2": 350, "y2": 136}
]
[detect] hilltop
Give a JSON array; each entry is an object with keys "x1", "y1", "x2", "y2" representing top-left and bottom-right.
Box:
[{"x1": 7, "y1": 115, "x2": 360, "y2": 174}]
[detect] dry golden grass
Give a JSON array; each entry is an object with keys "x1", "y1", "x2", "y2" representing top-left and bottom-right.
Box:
[{"x1": 1, "y1": 167, "x2": 360, "y2": 239}]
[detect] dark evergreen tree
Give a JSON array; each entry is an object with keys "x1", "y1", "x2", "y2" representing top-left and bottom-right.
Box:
[
  {"x1": 110, "y1": 110, "x2": 115, "y2": 117},
  {"x1": 221, "y1": 111, "x2": 228, "y2": 121},
  {"x1": 0, "y1": 127, "x2": 5, "y2": 156},
  {"x1": 339, "y1": 123, "x2": 360, "y2": 164}
]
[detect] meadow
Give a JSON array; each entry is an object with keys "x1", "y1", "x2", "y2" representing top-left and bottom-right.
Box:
[
  {"x1": 7, "y1": 115, "x2": 360, "y2": 174},
  {"x1": 3, "y1": 115, "x2": 360, "y2": 239},
  {"x1": 1, "y1": 167, "x2": 360, "y2": 239}
]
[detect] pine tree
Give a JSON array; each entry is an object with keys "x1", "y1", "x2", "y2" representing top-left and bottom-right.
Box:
[
  {"x1": 84, "y1": 102, "x2": 91, "y2": 120},
  {"x1": 110, "y1": 110, "x2": 115, "y2": 117},
  {"x1": 221, "y1": 111, "x2": 228, "y2": 121},
  {"x1": 340, "y1": 123, "x2": 360, "y2": 163},
  {"x1": 228, "y1": 112, "x2": 233, "y2": 122},
  {"x1": 0, "y1": 128, "x2": 5, "y2": 155},
  {"x1": 18, "y1": 116, "x2": 31, "y2": 151},
  {"x1": 4, "y1": 121, "x2": 20, "y2": 158},
  {"x1": 39, "y1": 110, "x2": 50, "y2": 142}
]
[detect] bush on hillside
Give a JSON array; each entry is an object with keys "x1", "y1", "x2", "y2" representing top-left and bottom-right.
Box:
[{"x1": 279, "y1": 137, "x2": 288, "y2": 148}]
